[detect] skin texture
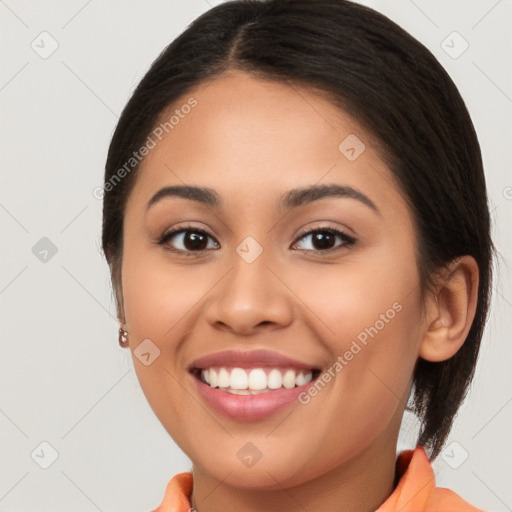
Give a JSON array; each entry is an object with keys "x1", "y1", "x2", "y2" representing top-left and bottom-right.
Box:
[{"x1": 117, "y1": 70, "x2": 479, "y2": 512}]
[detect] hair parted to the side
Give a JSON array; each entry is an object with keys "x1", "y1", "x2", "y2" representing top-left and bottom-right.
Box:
[{"x1": 101, "y1": 0, "x2": 494, "y2": 460}]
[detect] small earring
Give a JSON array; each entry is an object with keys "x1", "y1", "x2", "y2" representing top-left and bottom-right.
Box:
[{"x1": 118, "y1": 327, "x2": 129, "y2": 348}]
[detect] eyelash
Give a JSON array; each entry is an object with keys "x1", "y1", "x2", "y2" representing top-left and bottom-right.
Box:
[{"x1": 156, "y1": 224, "x2": 357, "y2": 256}]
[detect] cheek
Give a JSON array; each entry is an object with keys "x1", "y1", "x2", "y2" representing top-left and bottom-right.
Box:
[
  {"x1": 286, "y1": 236, "x2": 421, "y2": 353},
  {"x1": 120, "y1": 243, "x2": 197, "y2": 413},
  {"x1": 121, "y1": 242, "x2": 214, "y2": 341},
  {"x1": 284, "y1": 241, "x2": 422, "y2": 426},
  {"x1": 280, "y1": 291, "x2": 421, "y2": 481}
]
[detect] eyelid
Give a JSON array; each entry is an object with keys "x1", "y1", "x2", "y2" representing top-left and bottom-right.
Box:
[
  {"x1": 293, "y1": 222, "x2": 355, "y2": 241},
  {"x1": 157, "y1": 223, "x2": 357, "y2": 254},
  {"x1": 291, "y1": 224, "x2": 356, "y2": 251},
  {"x1": 157, "y1": 223, "x2": 218, "y2": 246}
]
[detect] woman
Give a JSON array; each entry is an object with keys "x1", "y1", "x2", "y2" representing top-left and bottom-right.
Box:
[{"x1": 101, "y1": 1, "x2": 493, "y2": 510}]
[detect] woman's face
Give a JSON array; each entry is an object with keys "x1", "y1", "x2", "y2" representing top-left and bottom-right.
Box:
[{"x1": 120, "y1": 70, "x2": 427, "y2": 488}]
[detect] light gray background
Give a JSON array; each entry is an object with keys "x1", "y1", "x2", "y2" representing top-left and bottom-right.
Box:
[{"x1": 0, "y1": 1, "x2": 510, "y2": 511}]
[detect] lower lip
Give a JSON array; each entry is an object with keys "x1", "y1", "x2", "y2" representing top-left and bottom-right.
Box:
[{"x1": 191, "y1": 372, "x2": 316, "y2": 421}]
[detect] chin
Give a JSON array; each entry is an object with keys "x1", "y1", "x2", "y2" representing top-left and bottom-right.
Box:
[{"x1": 195, "y1": 449, "x2": 319, "y2": 490}]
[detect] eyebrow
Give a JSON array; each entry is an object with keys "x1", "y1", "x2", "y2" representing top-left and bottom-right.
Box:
[{"x1": 146, "y1": 184, "x2": 379, "y2": 214}]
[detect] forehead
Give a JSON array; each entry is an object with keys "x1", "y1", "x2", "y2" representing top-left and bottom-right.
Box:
[{"x1": 127, "y1": 70, "x2": 403, "y2": 217}]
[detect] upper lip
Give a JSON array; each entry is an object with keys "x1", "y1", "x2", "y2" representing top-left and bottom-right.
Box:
[{"x1": 188, "y1": 349, "x2": 321, "y2": 371}]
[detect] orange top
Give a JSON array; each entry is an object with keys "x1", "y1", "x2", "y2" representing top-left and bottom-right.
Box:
[{"x1": 152, "y1": 446, "x2": 484, "y2": 512}]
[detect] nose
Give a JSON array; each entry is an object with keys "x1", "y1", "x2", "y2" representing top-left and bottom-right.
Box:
[{"x1": 204, "y1": 246, "x2": 294, "y2": 336}]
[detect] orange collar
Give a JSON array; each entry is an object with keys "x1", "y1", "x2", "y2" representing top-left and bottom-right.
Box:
[
  {"x1": 377, "y1": 446, "x2": 483, "y2": 511},
  {"x1": 153, "y1": 446, "x2": 483, "y2": 512}
]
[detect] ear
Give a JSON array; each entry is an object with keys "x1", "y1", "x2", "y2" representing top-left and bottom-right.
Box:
[{"x1": 419, "y1": 256, "x2": 479, "y2": 362}]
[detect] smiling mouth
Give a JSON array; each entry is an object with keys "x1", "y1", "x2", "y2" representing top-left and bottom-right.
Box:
[{"x1": 190, "y1": 366, "x2": 322, "y2": 395}]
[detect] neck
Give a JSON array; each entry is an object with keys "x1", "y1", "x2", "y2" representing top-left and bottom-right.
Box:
[{"x1": 190, "y1": 438, "x2": 398, "y2": 512}]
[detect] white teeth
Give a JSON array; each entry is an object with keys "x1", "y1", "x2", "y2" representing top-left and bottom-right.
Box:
[
  {"x1": 282, "y1": 369, "x2": 296, "y2": 389},
  {"x1": 267, "y1": 369, "x2": 282, "y2": 389},
  {"x1": 209, "y1": 368, "x2": 218, "y2": 388},
  {"x1": 225, "y1": 388, "x2": 273, "y2": 395},
  {"x1": 218, "y1": 368, "x2": 230, "y2": 388},
  {"x1": 227, "y1": 389, "x2": 250, "y2": 395},
  {"x1": 230, "y1": 368, "x2": 248, "y2": 390},
  {"x1": 296, "y1": 372, "x2": 306, "y2": 386},
  {"x1": 250, "y1": 388, "x2": 271, "y2": 394},
  {"x1": 200, "y1": 367, "x2": 314, "y2": 392},
  {"x1": 296, "y1": 372, "x2": 313, "y2": 386},
  {"x1": 248, "y1": 369, "x2": 267, "y2": 390}
]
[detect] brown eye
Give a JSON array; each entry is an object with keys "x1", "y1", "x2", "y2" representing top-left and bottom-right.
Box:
[
  {"x1": 293, "y1": 228, "x2": 356, "y2": 252},
  {"x1": 158, "y1": 227, "x2": 219, "y2": 253}
]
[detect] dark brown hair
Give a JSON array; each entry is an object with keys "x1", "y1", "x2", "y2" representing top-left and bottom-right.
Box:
[{"x1": 102, "y1": 0, "x2": 494, "y2": 459}]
